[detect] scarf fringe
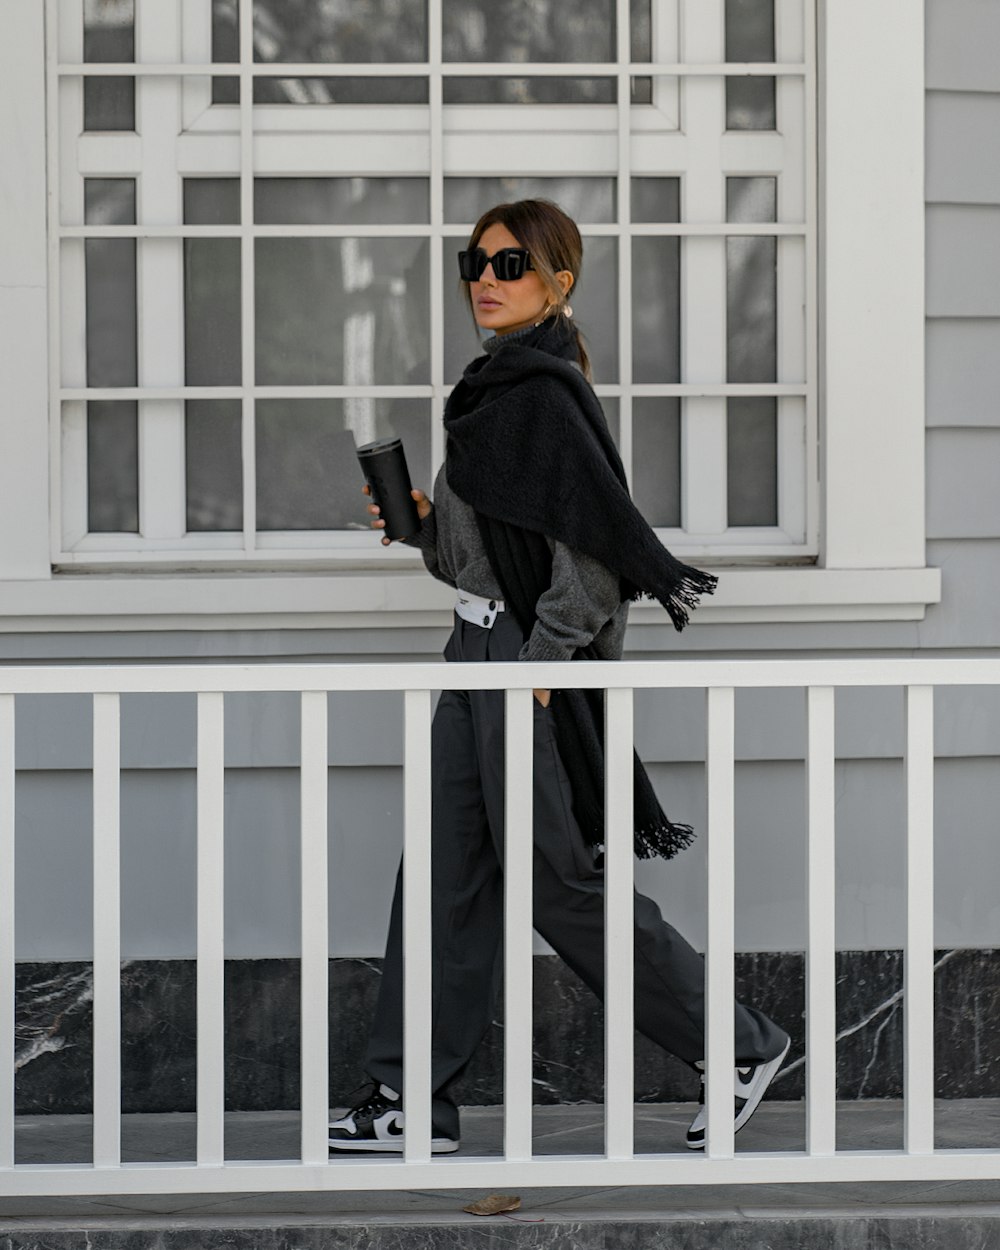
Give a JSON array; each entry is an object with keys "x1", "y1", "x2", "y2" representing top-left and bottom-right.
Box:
[
  {"x1": 632, "y1": 819, "x2": 697, "y2": 862},
  {"x1": 630, "y1": 564, "x2": 719, "y2": 632}
]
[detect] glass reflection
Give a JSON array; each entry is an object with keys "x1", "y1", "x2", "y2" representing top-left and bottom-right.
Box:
[
  {"x1": 727, "y1": 397, "x2": 777, "y2": 526},
  {"x1": 255, "y1": 399, "x2": 430, "y2": 530},
  {"x1": 255, "y1": 238, "x2": 429, "y2": 386},
  {"x1": 83, "y1": 0, "x2": 135, "y2": 131},
  {"x1": 726, "y1": 177, "x2": 777, "y2": 383},
  {"x1": 632, "y1": 238, "x2": 681, "y2": 384},
  {"x1": 442, "y1": 0, "x2": 650, "y2": 103},
  {"x1": 213, "y1": 0, "x2": 428, "y2": 104},
  {"x1": 185, "y1": 240, "x2": 241, "y2": 387},
  {"x1": 184, "y1": 179, "x2": 241, "y2": 226},
  {"x1": 630, "y1": 178, "x2": 681, "y2": 224},
  {"x1": 444, "y1": 178, "x2": 616, "y2": 225},
  {"x1": 88, "y1": 402, "x2": 138, "y2": 533},
  {"x1": 184, "y1": 181, "x2": 242, "y2": 387},
  {"x1": 85, "y1": 180, "x2": 136, "y2": 389},
  {"x1": 255, "y1": 178, "x2": 429, "y2": 225},
  {"x1": 725, "y1": 0, "x2": 776, "y2": 130},
  {"x1": 632, "y1": 398, "x2": 681, "y2": 528},
  {"x1": 726, "y1": 176, "x2": 776, "y2": 225},
  {"x1": 186, "y1": 401, "x2": 243, "y2": 532},
  {"x1": 443, "y1": 0, "x2": 650, "y2": 62}
]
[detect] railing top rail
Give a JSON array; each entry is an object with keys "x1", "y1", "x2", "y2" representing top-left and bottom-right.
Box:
[{"x1": 0, "y1": 657, "x2": 999, "y2": 696}]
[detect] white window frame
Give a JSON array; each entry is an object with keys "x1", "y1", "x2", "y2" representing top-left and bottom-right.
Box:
[{"x1": 0, "y1": 0, "x2": 939, "y2": 630}]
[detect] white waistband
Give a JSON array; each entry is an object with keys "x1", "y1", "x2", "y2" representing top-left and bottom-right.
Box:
[{"x1": 455, "y1": 589, "x2": 505, "y2": 629}]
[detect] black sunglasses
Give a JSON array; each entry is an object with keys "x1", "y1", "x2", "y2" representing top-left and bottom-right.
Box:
[{"x1": 458, "y1": 247, "x2": 534, "y2": 282}]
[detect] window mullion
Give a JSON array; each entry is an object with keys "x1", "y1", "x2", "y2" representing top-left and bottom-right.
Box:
[
  {"x1": 679, "y1": 0, "x2": 727, "y2": 537},
  {"x1": 617, "y1": 0, "x2": 633, "y2": 491},
  {"x1": 239, "y1": 0, "x2": 256, "y2": 551},
  {"x1": 429, "y1": 0, "x2": 445, "y2": 479},
  {"x1": 135, "y1": 0, "x2": 185, "y2": 542}
]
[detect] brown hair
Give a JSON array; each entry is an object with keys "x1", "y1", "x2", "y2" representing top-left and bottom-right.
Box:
[{"x1": 463, "y1": 198, "x2": 592, "y2": 380}]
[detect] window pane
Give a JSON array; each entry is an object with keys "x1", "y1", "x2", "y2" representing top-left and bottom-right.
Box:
[
  {"x1": 255, "y1": 399, "x2": 430, "y2": 530},
  {"x1": 726, "y1": 178, "x2": 777, "y2": 383},
  {"x1": 728, "y1": 397, "x2": 777, "y2": 526},
  {"x1": 83, "y1": 0, "x2": 135, "y2": 131},
  {"x1": 632, "y1": 238, "x2": 680, "y2": 384},
  {"x1": 254, "y1": 77, "x2": 428, "y2": 105},
  {"x1": 574, "y1": 235, "x2": 618, "y2": 383},
  {"x1": 85, "y1": 181, "x2": 136, "y2": 389},
  {"x1": 726, "y1": 175, "x2": 777, "y2": 225},
  {"x1": 725, "y1": 0, "x2": 776, "y2": 130},
  {"x1": 88, "y1": 402, "x2": 138, "y2": 533},
  {"x1": 255, "y1": 239, "x2": 430, "y2": 386},
  {"x1": 251, "y1": 0, "x2": 427, "y2": 61},
  {"x1": 443, "y1": 77, "x2": 615, "y2": 106},
  {"x1": 213, "y1": 0, "x2": 429, "y2": 103},
  {"x1": 184, "y1": 240, "x2": 242, "y2": 387},
  {"x1": 186, "y1": 401, "x2": 243, "y2": 532},
  {"x1": 443, "y1": 0, "x2": 650, "y2": 62},
  {"x1": 84, "y1": 178, "x2": 136, "y2": 226},
  {"x1": 184, "y1": 179, "x2": 241, "y2": 226},
  {"x1": 444, "y1": 178, "x2": 616, "y2": 225},
  {"x1": 630, "y1": 177, "x2": 681, "y2": 224},
  {"x1": 632, "y1": 398, "x2": 681, "y2": 527},
  {"x1": 255, "y1": 178, "x2": 429, "y2": 225}
]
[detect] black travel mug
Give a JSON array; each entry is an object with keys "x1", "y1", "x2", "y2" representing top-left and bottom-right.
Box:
[{"x1": 355, "y1": 436, "x2": 420, "y2": 541}]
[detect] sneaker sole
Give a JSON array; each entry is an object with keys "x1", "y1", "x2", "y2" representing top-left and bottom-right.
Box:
[
  {"x1": 685, "y1": 1036, "x2": 791, "y2": 1151},
  {"x1": 328, "y1": 1137, "x2": 459, "y2": 1155}
]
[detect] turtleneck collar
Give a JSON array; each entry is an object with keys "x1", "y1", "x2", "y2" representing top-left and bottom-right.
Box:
[{"x1": 482, "y1": 321, "x2": 544, "y2": 356}]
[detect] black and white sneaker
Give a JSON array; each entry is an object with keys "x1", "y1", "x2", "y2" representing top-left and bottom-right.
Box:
[
  {"x1": 328, "y1": 1082, "x2": 459, "y2": 1154},
  {"x1": 685, "y1": 1036, "x2": 791, "y2": 1150}
]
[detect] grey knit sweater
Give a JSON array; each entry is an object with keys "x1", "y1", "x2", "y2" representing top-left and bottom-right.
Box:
[{"x1": 406, "y1": 331, "x2": 628, "y2": 663}]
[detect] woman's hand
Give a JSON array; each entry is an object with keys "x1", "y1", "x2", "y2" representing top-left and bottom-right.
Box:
[
  {"x1": 533, "y1": 689, "x2": 551, "y2": 708},
  {"x1": 364, "y1": 484, "x2": 431, "y2": 545}
]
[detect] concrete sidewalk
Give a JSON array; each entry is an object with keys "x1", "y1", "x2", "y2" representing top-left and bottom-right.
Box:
[{"x1": 3, "y1": 1101, "x2": 1000, "y2": 1247}]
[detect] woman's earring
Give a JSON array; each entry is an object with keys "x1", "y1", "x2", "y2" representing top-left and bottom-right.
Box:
[{"x1": 563, "y1": 303, "x2": 574, "y2": 319}]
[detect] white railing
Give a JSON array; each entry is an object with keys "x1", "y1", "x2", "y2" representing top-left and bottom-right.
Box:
[{"x1": 1, "y1": 657, "x2": 999, "y2": 1196}]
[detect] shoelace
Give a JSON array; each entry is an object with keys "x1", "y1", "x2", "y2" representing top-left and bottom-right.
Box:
[{"x1": 346, "y1": 1081, "x2": 393, "y2": 1118}]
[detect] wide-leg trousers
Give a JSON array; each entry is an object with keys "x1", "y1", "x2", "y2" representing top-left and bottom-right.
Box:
[{"x1": 365, "y1": 611, "x2": 787, "y2": 1140}]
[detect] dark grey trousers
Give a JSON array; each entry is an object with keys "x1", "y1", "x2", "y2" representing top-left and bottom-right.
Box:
[{"x1": 365, "y1": 612, "x2": 787, "y2": 1139}]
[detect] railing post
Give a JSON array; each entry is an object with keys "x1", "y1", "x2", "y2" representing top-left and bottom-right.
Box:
[
  {"x1": 905, "y1": 685, "x2": 935, "y2": 1154},
  {"x1": 0, "y1": 695, "x2": 14, "y2": 1169},
  {"x1": 806, "y1": 686, "x2": 837, "y2": 1155},
  {"x1": 197, "y1": 692, "x2": 226, "y2": 1165},
  {"x1": 504, "y1": 687, "x2": 534, "y2": 1162},
  {"x1": 705, "y1": 686, "x2": 735, "y2": 1159},
  {"x1": 300, "y1": 691, "x2": 329, "y2": 1164},
  {"x1": 92, "y1": 692, "x2": 121, "y2": 1168},
  {"x1": 402, "y1": 689, "x2": 432, "y2": 1164},
  {"x1": 604, "y1": 686, "x2": 634, "y2": 1160}
]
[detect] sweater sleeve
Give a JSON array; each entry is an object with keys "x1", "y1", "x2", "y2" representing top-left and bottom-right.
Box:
[
  {"x1": 401, "y1": 504, "x2": 456, "y2": 588},
  {"x1": 519, "y1": 540, "x2": 622, "y2": 662}
]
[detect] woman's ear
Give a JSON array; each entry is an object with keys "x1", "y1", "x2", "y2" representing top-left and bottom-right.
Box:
[{"x1": 555, "y1": 269, "x2": 574, "y2": 299}]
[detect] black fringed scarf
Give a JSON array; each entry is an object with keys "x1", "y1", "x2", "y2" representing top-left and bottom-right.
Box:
[{"x1": 444, "y1": 318, "x2": 718, "y2": 860}]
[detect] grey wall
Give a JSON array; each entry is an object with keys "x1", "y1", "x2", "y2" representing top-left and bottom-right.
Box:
[{"x1": 10, "y1": 0, "x2": 1000, "y2": 961}]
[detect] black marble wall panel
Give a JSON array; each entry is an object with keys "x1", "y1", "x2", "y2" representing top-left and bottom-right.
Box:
[{"x1": 13, "y1": 949, "x2": 1000, "y2": 1113}]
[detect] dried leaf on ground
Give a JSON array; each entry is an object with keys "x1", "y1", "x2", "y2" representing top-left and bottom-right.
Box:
[{"x1": 462, "y1": 1193, "x2": 522, "y2": 1216}]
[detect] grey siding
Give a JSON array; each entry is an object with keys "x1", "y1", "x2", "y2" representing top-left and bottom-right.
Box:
[{"x1": 926, "y1": 319, "x2": 1000, "y2": 426}]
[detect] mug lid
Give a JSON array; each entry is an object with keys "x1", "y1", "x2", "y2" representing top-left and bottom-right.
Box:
[{"x1": 355, "y1": 436, "x2": 402, "y2": 457}]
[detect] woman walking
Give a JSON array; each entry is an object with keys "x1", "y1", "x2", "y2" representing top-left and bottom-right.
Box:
[{"x1": 329, "y1": 199, "x2": 789, "y2": 1155}]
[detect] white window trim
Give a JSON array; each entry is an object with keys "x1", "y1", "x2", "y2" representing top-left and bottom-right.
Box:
[{"x1": 0, "y1": 0, "x2": 939, "y2": 631}]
